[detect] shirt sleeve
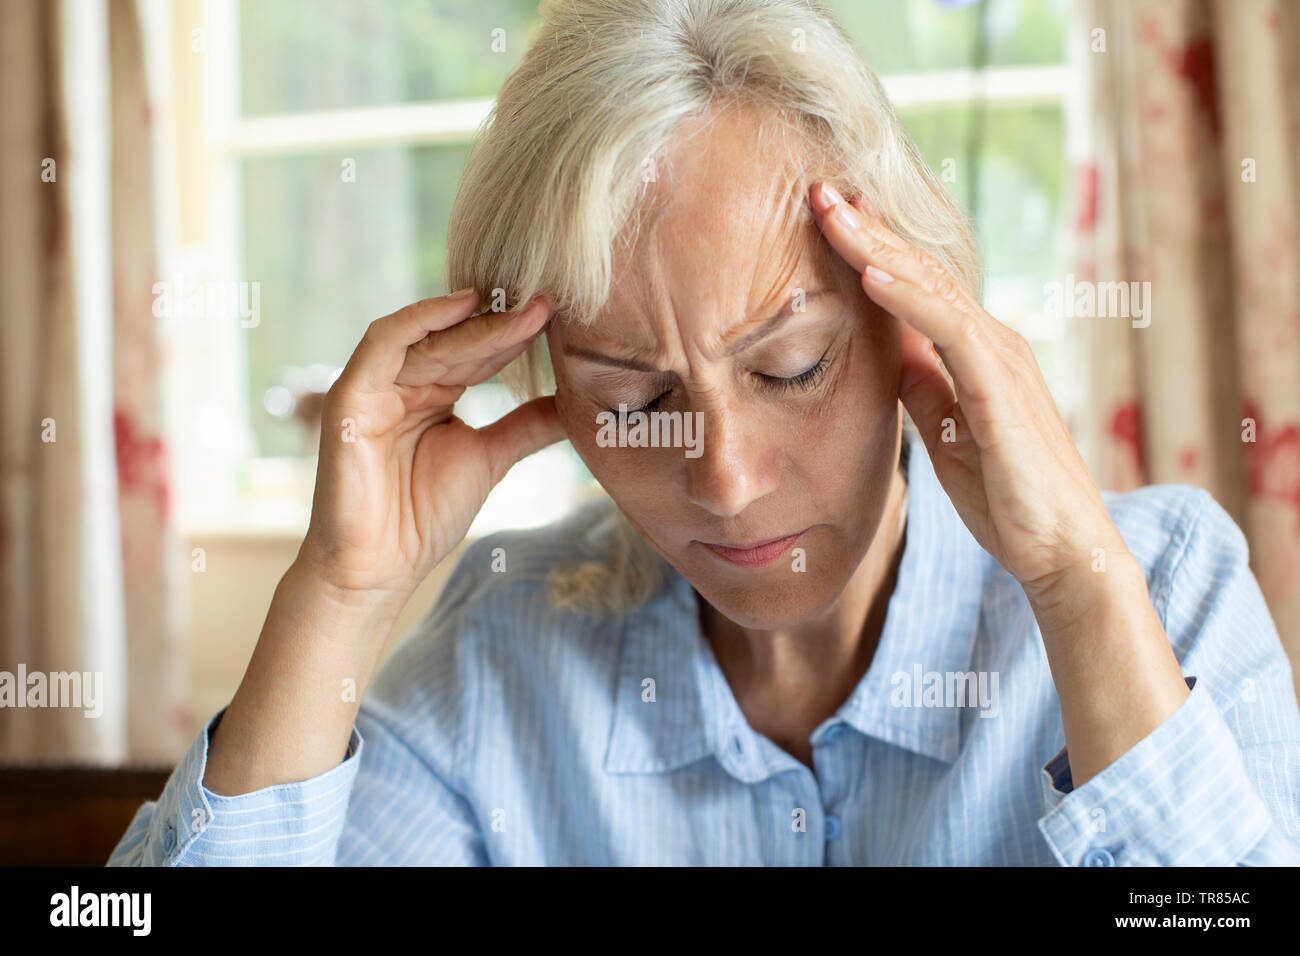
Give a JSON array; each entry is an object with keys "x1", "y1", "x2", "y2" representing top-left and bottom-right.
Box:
[
  {"x1": 1035, "y1": 488, "x2": 1300, "y2": 866},
  {"x1": 104, "y1": 697, "x2": 489, "y2": 866},
  {"x1": 105, "y1": 706, "x2": 362, "y2": 866}
]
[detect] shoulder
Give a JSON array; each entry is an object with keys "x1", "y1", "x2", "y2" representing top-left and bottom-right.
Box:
[
  {"x1": 383, "y1": 494, "x2": 635, "y2": 670},
  {"x1": 1101, "y1": 482, "x2": 1245, "y2": 604},
  {"x1": 438, "y1": 495, "x2": 631, "y2": 608},
  {"x1": 1102, "y1": 482, "x2": 1290, "y2": 692}
]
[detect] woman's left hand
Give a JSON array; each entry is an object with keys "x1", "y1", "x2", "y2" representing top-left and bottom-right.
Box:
[{"x1": 808, "y1": 181, "x2": 1133, "y2": 625}]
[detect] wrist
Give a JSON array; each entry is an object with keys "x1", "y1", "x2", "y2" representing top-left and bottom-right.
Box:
[
  {"x1": 280, "y1": 554, "x2": 412, "y2": 632},
  {"x1": 1023, "y1": 543, "x2": 1151, "y2": 641}
]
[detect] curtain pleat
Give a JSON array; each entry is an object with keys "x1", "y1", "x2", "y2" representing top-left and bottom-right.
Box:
[
  {"x1": 1074, "y1": 0, "x2": 1300, "y2": 683},
  {"x1": 0, "y1": 0, "x2": 187, "y2": 764}
]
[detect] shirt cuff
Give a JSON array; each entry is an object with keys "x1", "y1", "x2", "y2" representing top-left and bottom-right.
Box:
[
  {"x1": 1036, "y1": 675, "x2": 1274, "y2": 866},
  {"x1": 147, "y1": 707, "x2": 365, "y2": 866}
]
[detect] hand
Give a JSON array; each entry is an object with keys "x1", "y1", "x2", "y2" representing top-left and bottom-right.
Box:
[
  {"x1": 808, "y1": 182, "x2": 1196, "y2": 789},
  {"x1": 808, "y1": 182, "x2": 1132, "y2": 619},
  {"x1": 299, "y1": 288, "x2": 565, "y2": 604}
]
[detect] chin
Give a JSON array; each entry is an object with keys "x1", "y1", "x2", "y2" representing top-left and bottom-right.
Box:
[{"x1": 685, "y1": 560, "x2": 854, "y2": 632}]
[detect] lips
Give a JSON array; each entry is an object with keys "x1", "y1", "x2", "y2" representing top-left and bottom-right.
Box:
[{"x1": 700, "y1": 530, "x2": 807, "y2": 568}]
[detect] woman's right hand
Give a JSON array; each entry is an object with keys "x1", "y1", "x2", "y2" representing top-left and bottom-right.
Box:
[{"x1": 295, "y1": 287, "x2": 564, "y2": 606}]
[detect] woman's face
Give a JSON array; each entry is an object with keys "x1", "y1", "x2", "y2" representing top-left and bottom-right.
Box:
[{"x1": 546, "y1": 106, "x2": 902, "y2": 630}]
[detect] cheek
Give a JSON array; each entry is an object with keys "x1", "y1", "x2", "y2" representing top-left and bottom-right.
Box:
[
  {"x1": 795, "y1": 315, "x2": 900, "y2": 489},
  {"x1": 556, "y1": 395, "x2": 669, "y2": 506},
  {"x1": 552, "y1": 362, "x2": 666, "y2": 504},
  {"x1": 808, "y1": 313, "x2": 899, "y2": 425},
  {"x1": 552, "y1": 363, "x2": 601, "y2": 448},
  {"x1": 858, "y1": 296, "x2": 903, "y2": 388}
]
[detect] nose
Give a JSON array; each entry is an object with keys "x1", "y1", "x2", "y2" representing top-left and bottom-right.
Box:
[{"x1": 684, "y1": 401, "x2": 778, "y2": 518}]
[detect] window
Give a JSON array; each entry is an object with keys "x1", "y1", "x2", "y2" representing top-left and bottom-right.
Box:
[
  {"x1": 837, "y1": 0, "x2": 1078, "y2": 437},
  {"x1": 169, "y1": 0, "x2": 1072, "y2": 537}
]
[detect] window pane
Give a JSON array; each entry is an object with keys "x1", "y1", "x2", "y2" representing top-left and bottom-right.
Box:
[
  {"x1": 898, "y1": 104, "x2": 1064, "y2": 295},
  {"x1": 238, "y1": 0, "x2": 1067, "y2": 116},
  {"x1": 898, "y1": 103, "x2": 1075, "y2": 420},
  {"x1": 238, "y1": 0, "x2": 543, "y2": 115},
  {"x1": 239, "y1": 142, "x2": 598, "y2": 531},
  {"x1": 828, "y1": 0, "x2": 1066, "y2": 73},
  {"x1": 241, "y1": 143, "x2": 468, "y2": 457}
]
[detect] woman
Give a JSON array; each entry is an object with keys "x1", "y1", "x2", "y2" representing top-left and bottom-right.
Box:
[{"x1": 110, "y1": 0, "x2": 1299, "y2": 866}]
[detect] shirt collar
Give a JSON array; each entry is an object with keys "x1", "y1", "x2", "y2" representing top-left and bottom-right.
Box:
[{"x1": 603, "y1": 428, "x2": 994, "y2": 780}]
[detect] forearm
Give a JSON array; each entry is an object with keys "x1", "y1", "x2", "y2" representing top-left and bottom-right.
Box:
[
  {"x1": 203, "y1": 559, "x2": 408, "y2": 796},
  {"x1": 1029, "y1": 548, "x2": 1190, "y2": 789}
]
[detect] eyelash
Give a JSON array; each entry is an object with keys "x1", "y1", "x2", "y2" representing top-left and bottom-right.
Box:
[
  {"x1": 606, "y1": 350, "x2": 832, "y2": 415},
  {"x1": 754, "y1": 353, "x2": 830, "y2": 395}
]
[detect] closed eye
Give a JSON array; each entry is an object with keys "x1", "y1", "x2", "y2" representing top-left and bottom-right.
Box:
[
  {"x1": 752, "y1": 346, "x2": 832, "y2": 395},
  {"x1": 602, "y1": 343, "x2": 834, "y2": 415},
  {"x1": 606, "y1": 390, "x2": 671, "y2": 416}
]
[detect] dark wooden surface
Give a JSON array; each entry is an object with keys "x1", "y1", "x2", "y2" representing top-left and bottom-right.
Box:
[{"x1": 0, "y1": 766, "x2": 172, "y2": 866}]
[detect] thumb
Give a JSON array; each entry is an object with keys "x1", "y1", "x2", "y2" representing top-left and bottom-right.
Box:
[{"x1": 477, "y1": 395, "x2": 566, "y2": 487}]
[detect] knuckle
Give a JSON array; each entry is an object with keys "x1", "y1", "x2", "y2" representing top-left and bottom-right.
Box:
[
  {"x1": 866, "y1": 237, "x2": 893, "y2": 261},
  {"x1": 1008, "y1": 328, "x2": 1036, "y2": 362},
  {"x1": 930, "y1": 270, "x2": 965, "y2": 307},
  {"x1": 482, "y1": 314, "x2": 512, "y2": 351},
  {"x1": 951, "y1": 307, "x2": 982, "y2": 345}
]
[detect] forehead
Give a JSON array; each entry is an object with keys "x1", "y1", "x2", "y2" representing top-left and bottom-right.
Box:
[{"x1": 586, "y1": 105, "x2": 839, "y2": 345}]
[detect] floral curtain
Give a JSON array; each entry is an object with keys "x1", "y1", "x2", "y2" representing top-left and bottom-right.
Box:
[
  {"x1": 0, "y1": 0, "x2": 188, "y2": 764},
  {"x1": 1073, "y1": 0, "x2": 1300, "y2": 682}
]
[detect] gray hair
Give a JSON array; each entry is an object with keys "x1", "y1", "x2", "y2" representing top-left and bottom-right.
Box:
[{"x1": 445, "y1": 0, "x2": 980, "y2": 614}]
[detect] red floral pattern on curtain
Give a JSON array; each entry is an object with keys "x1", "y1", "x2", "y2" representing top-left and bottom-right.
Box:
[
  {"x1": 0, "y1": 0, "x2": 188, "y2": 763},
  {"x1": 1074, "y1": 0, "x2": 1300, "y2": 685}
]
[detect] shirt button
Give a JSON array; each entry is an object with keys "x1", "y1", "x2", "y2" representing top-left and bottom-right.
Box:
[
  {"x1": 1082, "y1": 847, "x2": 1114, "y2": 867},
  {"x1": 824, "y1": 815, "x2": 842, "y2": 840},
  {"x1": 162, "y1": 823, "x2": 177, "y2": 854}
]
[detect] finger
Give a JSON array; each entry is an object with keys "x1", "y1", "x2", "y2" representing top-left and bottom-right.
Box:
[
  {"x1": 811, "y1": 183, "x2": 927, "y2": 279},
  {"x1": 810, "y1": 182, "x2": 1010, "y2": 407},
  {"x1": 396, "y1": 311, "x2": 544, "y2": 388},
  {"x1": 476, "y1": 395, "x2": 566, "y2": 488},
  {"x1": 396, "y1": 296, "x2": 550, "y2": 387},
  {"x1": 339, "y1": 288, "x2": 483, "y2": 395}
]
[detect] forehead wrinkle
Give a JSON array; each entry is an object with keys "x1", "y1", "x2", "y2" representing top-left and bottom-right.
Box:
[
  {"x1": 728, "y1": 221, "x2": 829, "y2": 359},
  {"x1": 579, "y1": 109, "x2": 834, "y2": 362},
  {"x1": 585, "y1": 230, "x2": 684, "y2": 360},
  {"x1": 588, "y1": 201, "x2": 834, "y2": 364}
]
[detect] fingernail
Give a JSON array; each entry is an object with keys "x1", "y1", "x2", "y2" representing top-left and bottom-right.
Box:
[
  {"x1": 865, "y1": 265, "x2": 893, "y2": 284},
  {"x1": 448, "y1": 286, "x2": 476, "y2": 300},
  {"x1": 821, "y1": 183, "x2": 845, "y2": 207}
]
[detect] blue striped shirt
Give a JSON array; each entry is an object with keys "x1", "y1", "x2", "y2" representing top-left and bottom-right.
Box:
[{"x1": 108, "y1": 430, "x2": 1300, "y2": 865}]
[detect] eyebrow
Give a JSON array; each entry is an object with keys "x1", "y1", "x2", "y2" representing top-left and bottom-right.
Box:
[{"x1": 564, "y1": 286, "x2": 838, "y2": 372}]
